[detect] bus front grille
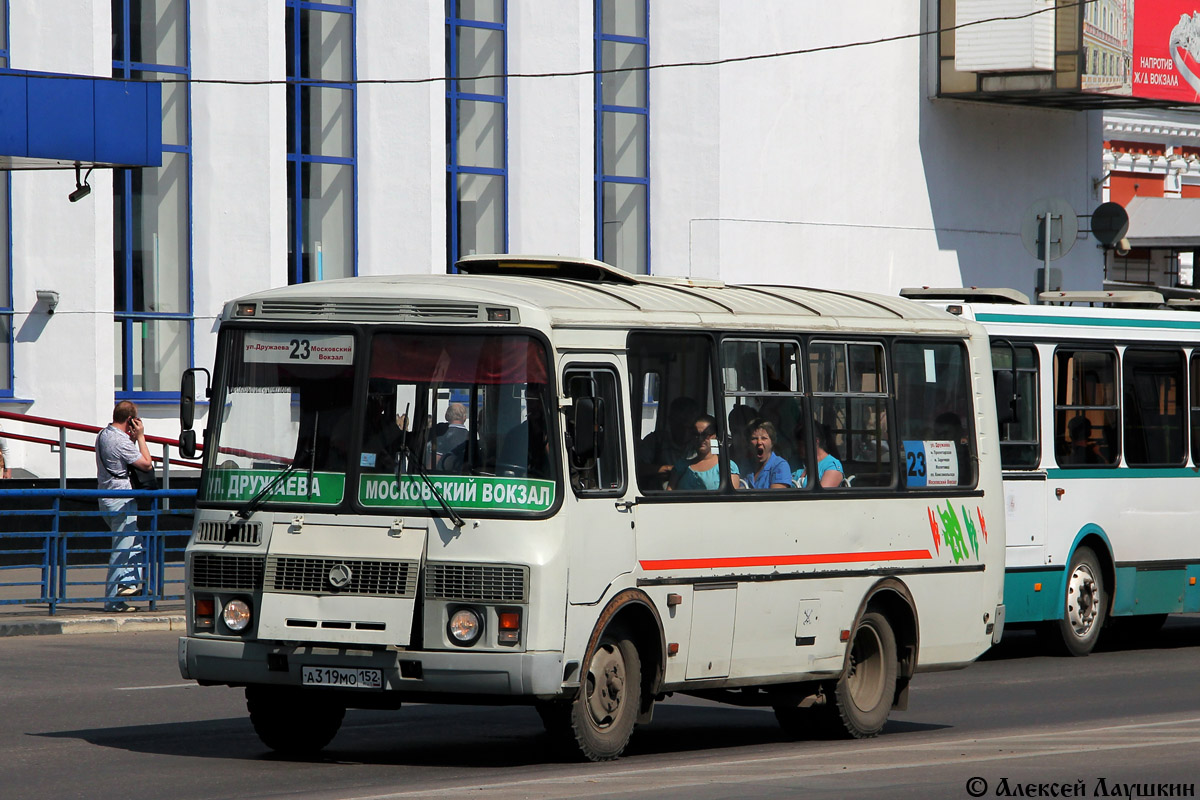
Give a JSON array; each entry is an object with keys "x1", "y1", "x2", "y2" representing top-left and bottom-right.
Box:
[
  {"x1": 424, "y1": 563, "x2": 528, "y2": 603},
  {"x1": 265, "y1": 556, "x2": 419, "y2": 597},
  {"x1": 191, "y1": 553, "x2": 265, "y2": 591},
  {"x1": 193, "y1": 521, "x2": 262, "y2": 546}
]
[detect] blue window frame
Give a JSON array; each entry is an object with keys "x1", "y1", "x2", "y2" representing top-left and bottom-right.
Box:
[
  {"x1": 286, "y1": 0, "x2": 357, "y2": 284},
  {"x1": 112, "y1": 0, "x2": 192, "y2": 400},
  {"x1": 446, "y1": 0, "x2": 507, "y2": 271},
  {"x1": 0, "y1": 2, "x2": 11, "y2": 397},
  {"x1": 595, "y1": 0, "x2": 649, "y2": 274}
]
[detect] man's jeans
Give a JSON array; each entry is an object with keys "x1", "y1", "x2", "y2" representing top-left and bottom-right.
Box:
[{"x1": 101, "y1": 496, "x2": 142, "y2": 609}]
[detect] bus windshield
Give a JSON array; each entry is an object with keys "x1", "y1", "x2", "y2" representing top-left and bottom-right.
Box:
[
  {"x1": 201, "y1": 329, "x2": 357, "y2": 507},
  {"x1": 359, "y1": 332, "x2": 554, "y2": 481},
  {"x1": 200, "y1": 328, "x2": 557, "y2": 513}
]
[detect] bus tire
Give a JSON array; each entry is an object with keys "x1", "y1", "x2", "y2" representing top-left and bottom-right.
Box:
[
  {"x1": 1046, "y1": 546, "x2": 1107, "y2": 657},
  {"x1": 246, "y1": 685, "x2": 345, "y2": 756},
  {"x1": 568, "y1": 626, "x2": 642, "y2": 761},
  {"x1": 828, "y1": 611, "x2": 898, "y2": 739}
]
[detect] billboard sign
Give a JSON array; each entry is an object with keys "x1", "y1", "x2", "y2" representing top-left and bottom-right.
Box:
[{"x1": 1086, "y1": 2, "x2": 1200, "y2": 103}]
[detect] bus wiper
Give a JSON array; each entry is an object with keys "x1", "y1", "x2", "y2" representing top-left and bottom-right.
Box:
[
  {"x1": 396, "y1": 446, "x2": 465, "y2": 530},
  {"x1": 236, "y1": 455, "x2": 306, "y2": 520}
]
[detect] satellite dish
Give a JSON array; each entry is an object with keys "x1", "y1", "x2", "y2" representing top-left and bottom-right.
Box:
[
  {"x1": 1090, "y1": 201, "x2": 1129, "y2": 247},
  {"x1": 1020, "y1": 197, "x2": 1078, "y2": 261}
]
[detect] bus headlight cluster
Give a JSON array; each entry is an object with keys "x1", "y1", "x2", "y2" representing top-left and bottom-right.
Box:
[
  {"x1": 222, "y1": 598, "x2": 252, "y2": 632},
  {"x1": 448, "y1": 607, "x2": 483, "y2": 646}
]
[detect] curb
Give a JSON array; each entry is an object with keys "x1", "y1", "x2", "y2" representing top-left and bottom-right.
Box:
[{"x1": 0, "y1": 614, "x2": 186, "y2": 637}]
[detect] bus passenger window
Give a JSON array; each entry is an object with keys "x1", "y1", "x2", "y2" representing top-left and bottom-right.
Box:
[
  {"x1": 628, "y1": 333, "x2": 722, "y2": 493},
  {"x1": 991, "y1": 343, "x2": 1040, "y2": 469},
  {"x1": 893, "y1": 341, "x2": 975, "y2": 488},
  {"x1": 1053, "y1": 349, "x2": 1118, "y2": 468},
  {"x1": 810, "y1": 340, "x2": 891, "y2": 488},
  {"x1": 1123, "y1": 348, "x2": 1185, "y2": 467}
]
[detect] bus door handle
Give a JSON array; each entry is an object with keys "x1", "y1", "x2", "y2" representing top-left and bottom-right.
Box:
[{"x1": 614, "y1": 500, "x2": 635, "y2": 512}]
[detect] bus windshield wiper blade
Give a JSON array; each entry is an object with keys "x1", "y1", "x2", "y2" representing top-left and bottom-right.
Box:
[
  {"x1": 396, "y1": 446, "x2": 465, "y2": 529},
  {"x1": 236, "y1": 453, "x2": 306, "y2": 520}
]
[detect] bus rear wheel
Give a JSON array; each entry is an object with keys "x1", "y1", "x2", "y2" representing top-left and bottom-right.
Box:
[
  {"x1": 1042, "y1": 546, "x2": 1107, "y2": 657},
  {"x1": 567, "y1": 627, "x2": 642, "y2": 761},
  {"x1": 246, "y1": 685, "x2": 345, "y2": 756},
  {"x1": 827, "y1": 611, "x2": 897, "y2": 739}
]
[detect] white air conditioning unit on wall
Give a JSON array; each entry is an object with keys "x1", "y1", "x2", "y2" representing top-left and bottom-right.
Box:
[{"x1": 955, "y1": 0, "x2": 1055, "y2": 73}]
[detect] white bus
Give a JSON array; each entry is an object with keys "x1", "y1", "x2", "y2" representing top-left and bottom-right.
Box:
[
  {"x1": 177, "y1": 256, "x2": 1005, "y2": 761},
  {"x1": 902, "y1": 287, "x2": 1200, "y2": 656}
]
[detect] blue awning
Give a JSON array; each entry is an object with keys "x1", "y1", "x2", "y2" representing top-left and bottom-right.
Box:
[{"x1": 0, "y1": 72, "x2": 162, "y2": 170}]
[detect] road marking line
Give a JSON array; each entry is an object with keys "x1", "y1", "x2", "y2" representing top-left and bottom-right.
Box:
[
  {"x1": 333, "y1": 715, "x2": 1200, "y2": 800},
  {"x1": 116, "y1": 683, "x2": 198, "y2": 691}
]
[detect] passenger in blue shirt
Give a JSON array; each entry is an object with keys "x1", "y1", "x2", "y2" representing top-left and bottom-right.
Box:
[
  {"x1": 743, "y1": 419, "x2": 791, "y2": 489},
  {"x1": 669, "y1": 415, "x2": 740, "y2": 490},
  {"x1": 792, "y1": 424, "x2": 844, "y2": 488}
]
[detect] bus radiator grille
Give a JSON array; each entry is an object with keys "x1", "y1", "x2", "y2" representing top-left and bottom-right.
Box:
[
  {"x1": 264, "y1": 556, "x2": 419, "y2": 597},
  {"x1": 194, "y1": 521, "x2": 262, "y2": 546},
  {"x1": 424, "y1": 563, "x2": 528, "y2": 603},
  {"x1": 191, "y1": 553, "x2": 265, "y2": 591}
]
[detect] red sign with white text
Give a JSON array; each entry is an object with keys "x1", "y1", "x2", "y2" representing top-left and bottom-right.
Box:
[{"x1": 1133, "y1": 5, "x2": 1200, "y2": 102}]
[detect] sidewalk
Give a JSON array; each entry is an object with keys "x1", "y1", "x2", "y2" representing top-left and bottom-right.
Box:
[
  {"x1": 0, "y1": 600, "x2": 186, "y2": 637},
  {"x1": 0, "y1": 565, "x2": 186, "y2": 637}
]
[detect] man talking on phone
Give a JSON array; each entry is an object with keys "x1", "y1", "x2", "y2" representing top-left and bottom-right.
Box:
[{"x1": 96, "y1": 401, "x2": 152, "y2": 612}]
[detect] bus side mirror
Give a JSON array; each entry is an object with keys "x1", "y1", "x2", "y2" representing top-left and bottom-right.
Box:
[
  {"x1": 571, "y1": 397, "x2": 604, "y2": 461},
  {"x1": 179, "y1": 429, "x2": 198, "y2": 460},
  {"x1": 181, "y1": 370, "x2": 197, "y2": 430},
  {"x1": 994, "y1": 371, "x2": 1017, "y2": 426}
]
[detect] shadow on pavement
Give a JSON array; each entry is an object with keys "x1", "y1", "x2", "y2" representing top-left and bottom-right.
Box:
[{"x1": 33, "y1": 700, "x2": 948, "y2": 767}]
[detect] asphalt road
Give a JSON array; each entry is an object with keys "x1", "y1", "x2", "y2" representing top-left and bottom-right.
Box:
[{"x1": 4, "y1": 620, "x2": 1200, "y2": 800}]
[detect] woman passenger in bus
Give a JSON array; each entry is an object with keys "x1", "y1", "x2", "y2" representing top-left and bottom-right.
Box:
[
  {"x1": 668, "y1": 415, "x2": 740, "y2": 491},
  {"x1": 792, "y1": 423, "x2": 844, "y2": 488},
  {"x1": 742, "y1": 419, "x2": 791, "y2": 489}
]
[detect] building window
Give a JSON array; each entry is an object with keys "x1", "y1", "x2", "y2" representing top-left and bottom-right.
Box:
[
  {"x1": 286, "y1": 0, "x2": 357, "y2": 284},
  {"x1": 112, "y1": 0, "x2": 192, "y2": 397},
  {"x1": 595, "y1": 0, "x2": 648, "y2": 274},
  {"x1": 446, "y1": 0, "x2": 507, "y2": 270}
]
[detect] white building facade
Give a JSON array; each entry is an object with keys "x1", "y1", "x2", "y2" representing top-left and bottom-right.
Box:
[{"x1": 0, "y1": 0, "x2": 1102, "y2": 477}]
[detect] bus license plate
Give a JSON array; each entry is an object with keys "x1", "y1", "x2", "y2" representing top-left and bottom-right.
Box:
[{"x1": 301, "y1": 666, "x2": 383, "y2": 690}]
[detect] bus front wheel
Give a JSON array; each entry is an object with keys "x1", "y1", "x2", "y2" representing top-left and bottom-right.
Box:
[
  {"x1": 567, "y1": 626, "x2": 643, "y2": 761},
  {"x1": 1042, "y1": 546, "x2": 1107, "y2": 657},
  {"x1": 246, "y1": 685, "x2": 345, "y2": 756},
  {"x1": 827, "y1": 611, "x2": 898, "y2": 739}
]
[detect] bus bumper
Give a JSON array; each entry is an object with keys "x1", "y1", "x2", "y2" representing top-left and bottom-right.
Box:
[
  {"x1": 991, "y1": 603, "x2": 1006, "y2": 644},
  {"x1": 178, "y1": 636, "x2": 565, "y2": 697}
]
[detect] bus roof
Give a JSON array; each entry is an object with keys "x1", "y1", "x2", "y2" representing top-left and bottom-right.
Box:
[{"x1": 224, "y1": 256, "x2": 970, "y2": 333}]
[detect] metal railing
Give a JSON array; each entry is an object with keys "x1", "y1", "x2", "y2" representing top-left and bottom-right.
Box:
[
  {"x1": 0, "y1": 488, "x2": 194, "y2": 613},
  {"x1": 0, "y1": 411, "x2": 202, "y2": 614}
]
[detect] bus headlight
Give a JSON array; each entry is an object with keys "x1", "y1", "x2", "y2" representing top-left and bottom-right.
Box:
[
  {"x1": 222, "y1": 598, "x2": 252, "y2": 632},
  {"x1": 448, "y1": 607, "x2": 483, "y2": 646}
]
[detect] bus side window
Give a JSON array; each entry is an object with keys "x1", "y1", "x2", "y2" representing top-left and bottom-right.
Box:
[
  {"x1": 565, "y1": 368, "x2": 625, "y2": 494},
  {"x1": 991, "y1": 343, "x2": 1040, "y2": 469},
  {"x1": 628, "y1": 333, "x2": 719, "y2": 493},
  {"x1": 810, "y1": 340, "x2": 892, "y2": 488},
  {"x1": 893, "y1": 340, "x2": 975, "y2": 488},
  {"x1": 1054, "y1": 349, "x2": 1119, "y2": 468},
  {"x1": 1123, "y1": 348, "x2": 1185, "y2": 467}
]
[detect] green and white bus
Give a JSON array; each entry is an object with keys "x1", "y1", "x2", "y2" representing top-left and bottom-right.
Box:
[
  {"x1": 904, "y1": 287, "x2": 1200, "y2": 656},
  {"x1": 177, "y1": 257, "x2": 1005, "y2": 760}
]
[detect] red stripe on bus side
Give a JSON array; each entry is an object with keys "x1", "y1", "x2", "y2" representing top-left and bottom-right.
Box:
[{"x1": 638, "y1": 549, "x2": 933, "y2": 571}]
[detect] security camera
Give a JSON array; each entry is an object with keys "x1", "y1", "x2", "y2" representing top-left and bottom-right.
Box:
[
  {"x1": 68, "y1": 183, "x2": 91, "y2": 203},
  {"x1": 1114, "y1": 238, "x2": 1131, "y2": 257}
]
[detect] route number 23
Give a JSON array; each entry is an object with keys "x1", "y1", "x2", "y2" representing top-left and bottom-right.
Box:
[{"x1": 289, "y1": 339, "x2": 311, "y2": 360}]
